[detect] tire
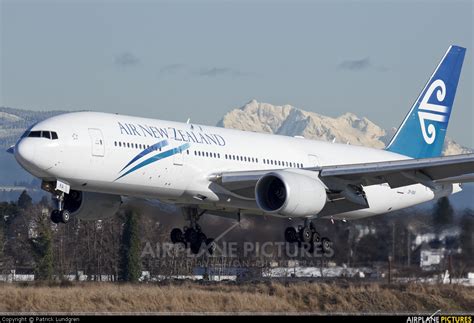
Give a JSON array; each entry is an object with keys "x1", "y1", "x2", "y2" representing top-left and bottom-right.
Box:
[
  {"x1": 170, "y1": 228, "x2": 184, "y2": 243},
  {"x1": 205, "y1": 238, "x2": 216, "y2": 255},
  {"x1": 60, "y1": 210, "x2": 70, "y2": 223},
  {"x1": 312, "y1": 231, "x2": 321, "y2": 243},
  {"x1": 299, "y1": 226, "x2": 312, "y2": 243},
  {"x1": 50, "y1": 210, "x2": 60, "y2": 224},
  {"x1": 184, "y1": 228, "x2": 199, "y2": 245},
  {"x1": 321, "y1": 237, "x2": 332, "y2": 254},
  {"x1": 284, "y1": 227, "x2": 298, "y2": 243},
  {"x1": 190, "y1": 240, "x2": 202, "y2": 255}
]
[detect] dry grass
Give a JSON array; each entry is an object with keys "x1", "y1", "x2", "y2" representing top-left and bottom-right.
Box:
[{"x1": 0, "y1": 281, "x2": 472, "y2": 313}]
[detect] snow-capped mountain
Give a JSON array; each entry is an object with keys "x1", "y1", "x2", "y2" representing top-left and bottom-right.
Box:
[{"x1": 217, "y1": 99, "x2": 472, "y2": 155}]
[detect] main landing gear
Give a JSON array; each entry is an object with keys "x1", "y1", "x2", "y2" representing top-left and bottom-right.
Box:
[
  {"x1": 284, "y1": 219, "x2": 332, "y2": 253},
  {"x1": 170, "y1": 208, "x2": 216, "y2": 255}
]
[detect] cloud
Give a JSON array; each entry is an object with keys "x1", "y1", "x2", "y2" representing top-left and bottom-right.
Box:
[
  {"x1": 196, "y1": 67, "x2": 242, "y2": 77},
  {"x1": 158, "y1": 64, "x2": 246, "y2": 78},
  {"x1": 114, "y1": 52, "x2": 140, "y2": 66},
  {"x1": 338, "y1": 57, "x2": 388, "y2": 72},
  {"x1": 159, "y1": 63, "x2": 187, "y2": 75},
  {"x1": 338, "y1": 57, "x2": 371, "y2": 71}
]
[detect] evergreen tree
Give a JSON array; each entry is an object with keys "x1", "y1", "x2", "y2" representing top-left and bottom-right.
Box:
[
  {"x1": 39, "y1": 196, "x2": 50, "y2": 207},
  {"x1": 17, "y1": 190, "x2": 32, "y2": 210},
  {"x1": 459, "y1": 209, "x2": 474, "y2": 265},
  {"x1": 0, "y1": 226, "x2": 4, "y2": 261},
  {"x1": 433, "y1": 197, "x2": 454, "y2": 235},
  {"x1": 30, "y1": 214, "x2": 54, "y2": 280},
  {"x1": 119, "y1": 209, "x2": 141, "y2": 282}
]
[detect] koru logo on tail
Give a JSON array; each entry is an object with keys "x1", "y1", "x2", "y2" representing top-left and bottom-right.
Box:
[{"x1": 418, "y1": 79, "x2": 448, "y2": 144}]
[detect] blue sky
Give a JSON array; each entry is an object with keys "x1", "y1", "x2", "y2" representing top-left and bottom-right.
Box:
[{"x1": 1, "y1": 0, "x2": 473, "y2": 146}]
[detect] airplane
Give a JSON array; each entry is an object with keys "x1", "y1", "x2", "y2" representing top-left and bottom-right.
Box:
[{"x1": 7, "y1": 45, "x2": 474, "y2": 254}]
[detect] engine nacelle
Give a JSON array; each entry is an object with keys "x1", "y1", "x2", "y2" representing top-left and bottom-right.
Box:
[
  {"x1": 255, "y1": 170, "x2": 327, "y2": 217},
  {"x1": 63, "y1": 190, "x2": 122, "y2": 220}
]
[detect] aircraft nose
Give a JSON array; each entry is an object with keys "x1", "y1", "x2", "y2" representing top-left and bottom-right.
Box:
[{"x1": 14, "y1": 138, "x2": 37, "y2": 169}]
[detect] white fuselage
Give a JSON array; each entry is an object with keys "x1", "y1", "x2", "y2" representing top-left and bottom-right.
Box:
[{"x1": 14, "y1": 111, "x2": 460, "y2": 220}]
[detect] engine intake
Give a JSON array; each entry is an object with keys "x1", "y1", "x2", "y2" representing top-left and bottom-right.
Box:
[{"x1": 255, "y1": 170, "x2": 327, "y2": 217}]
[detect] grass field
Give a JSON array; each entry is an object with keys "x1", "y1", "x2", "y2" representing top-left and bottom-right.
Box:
[{"x1": 0, "y1": 281, "x2": 472, "y2": 313}]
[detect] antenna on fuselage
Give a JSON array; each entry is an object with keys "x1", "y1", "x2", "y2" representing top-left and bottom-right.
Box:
[{"x1": 186, "y1": 118, "x2": 191, "y2": 124}]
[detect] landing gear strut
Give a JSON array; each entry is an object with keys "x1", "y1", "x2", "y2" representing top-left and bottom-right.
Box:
[
  {"x1": 285, "y1": 219, "x2": 332, "y2": 253},
  {"x1": 170, "y1": 207, "x2": 216, "y2": 255}
]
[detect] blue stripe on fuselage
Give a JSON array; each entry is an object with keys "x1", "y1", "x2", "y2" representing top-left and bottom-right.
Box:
[
  {"x1": 115, "y1": 143, "x2": 190, "y2": 181},
  {"x1": 120, "y1": 140, "x2": 169, "y2": 172}
]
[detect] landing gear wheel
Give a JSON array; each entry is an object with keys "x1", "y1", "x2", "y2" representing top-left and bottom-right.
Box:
[
  {"x1": 205, "y1": 238, "x2": 216, "y2": 255},
  {"x1": 59, "y1": 210, "x2": 70, "y2": 223},
  {"x1": 190, "y1": 238, "x2": 203, "y2": 255},
  {"x1": 299, "y1": 226, "x2": 312, "y2": 243},
  {"x1": 321, "y1": 237, "x2": 332, "y2": 254},
  {"x1": 170, "y1": 228, "x2": 184, "y2": 243},
  {"x1": 312, "y1": 231, "x2": 321, "y2": 244},
  {"x1": 184, "y1": 228, "x2": 199, "y2": 246},
  {"x1": 285, "y1": 227, "x2": 298, "y2": 243},
  {"x1": 50, "y1": 210, "x2": 61, "y2": 224}
]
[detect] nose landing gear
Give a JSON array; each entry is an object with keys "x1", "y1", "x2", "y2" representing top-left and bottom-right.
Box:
[
  {"x1": 50, "y1": 191, "x2": 71, "y2": 224},
  {"x1": 43, "y1": 180, "x2": 77, "y2": 224}
]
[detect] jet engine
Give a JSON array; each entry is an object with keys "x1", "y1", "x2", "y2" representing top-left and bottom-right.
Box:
[
  {"x1": 63, "y1": 190, "x2": 122, "y2": 220},
  {"x1": 255, "y1": 170, "x2": 327, "y2": 217}
]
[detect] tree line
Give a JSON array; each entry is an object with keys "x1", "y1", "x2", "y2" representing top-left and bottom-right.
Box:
[{"x1": 0, "y1": 190, "x2": 473, "y2": 282}]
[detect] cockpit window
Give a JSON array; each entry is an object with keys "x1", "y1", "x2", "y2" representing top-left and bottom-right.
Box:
[
  {"x1": 27, "y1": 130, "x2": 59, "y2": 140},
  {"x1": 28, "y1": 131, "x2": 41, "y2": 138}
]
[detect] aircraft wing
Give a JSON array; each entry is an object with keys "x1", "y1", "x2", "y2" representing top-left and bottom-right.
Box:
[
  {"x1": 209, "y1": 153, "x2": 474, "y2": 196},
  {"x1": 317, "y1": 153, "x2": 474, "y2": 189}
]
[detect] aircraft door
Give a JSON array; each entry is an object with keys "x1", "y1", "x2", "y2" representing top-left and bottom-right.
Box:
[{"x1": 88, "y1": 128, "x2": 105, "y2": 157}]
